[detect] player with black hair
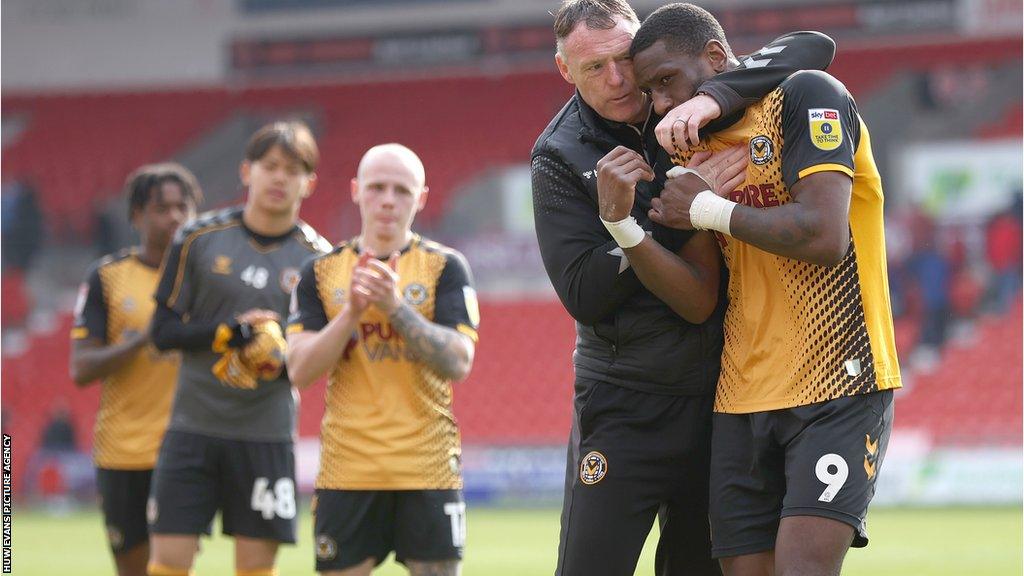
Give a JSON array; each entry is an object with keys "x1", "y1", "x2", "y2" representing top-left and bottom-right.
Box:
[
  {"x1": 629, "y1": 4, "x2": 901, "y2": 575},
  {"x1": 71, "y1": 162, "x2": 202, "y2": 576},
  {"x1": 147, "y1": 121, "x2": 331, "y2": 576}
]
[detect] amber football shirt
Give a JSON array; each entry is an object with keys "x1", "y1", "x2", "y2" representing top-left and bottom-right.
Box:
[
  {"x1": 72, "y1": 249, "x2": 179, "y2": 469},
  {"x1": 674, "y1": 71, "x2": 901, "y2": 413},
  {"x1": 288, "y1": 236, "x2": 480, "y2": 490}
]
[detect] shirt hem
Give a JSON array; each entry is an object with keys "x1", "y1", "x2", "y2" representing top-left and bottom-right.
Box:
[
  {"x1": 168, "y1": 424, "x2": 294, "y2": 444},
  {"x1": 714, "y1": 376, "x2": 902, "y2": 414},
  {"x1": 315, "y1": 482, "x2": 464, "y2": 491}
]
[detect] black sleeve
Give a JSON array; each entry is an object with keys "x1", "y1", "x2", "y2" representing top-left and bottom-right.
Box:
[
  {"x1": 433, "y1": 251, "x2": 480, "y2": 342},
  {"x1": 779, "y1": 70, "x2": 860, "y2": 189},
  {"x1": 531, "y1": 153, "x2": 643, "y2": 325},
  {"x1": 286, "y1": 259, "x2": 329, "y2": 334},
  {"x1": 154, "y1": 231, "x2": 196, "y2": 315},
  {"x1": 696, "y1": 31, "x2": 836, "y2": 117},
  {"x1": 150, "y1": 303, "x2": 246, "y2": 352},
  {"x1": 71, "y1": 263, "x2": 107, "y2": 343}
]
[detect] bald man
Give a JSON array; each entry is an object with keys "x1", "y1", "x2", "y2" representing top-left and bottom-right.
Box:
[{"x1": 287, "y1": 144, "x2": 480, "y2": 576}]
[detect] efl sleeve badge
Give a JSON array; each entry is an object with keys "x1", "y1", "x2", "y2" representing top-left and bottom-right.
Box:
[{"x1": 808, "y1": 108, "x2": 843, "y2": 151}]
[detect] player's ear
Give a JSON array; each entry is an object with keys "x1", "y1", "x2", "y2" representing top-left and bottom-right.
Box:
[
  {"x1": 705, "y1": 40, "x2": 728, "y2": 73},
  {"x1": 302, "y1": 173, "x2": 317, "y2": 198},
  {"x1": 415, "y1": 186, "x2": 429, "y2": 213},
  {"x1": 350, "y1": 178, "x2": 360, "y2": 204},
  {"x1": 555, "y1": 52, "x2": 574, "y2": 84},
  {"x1": 128, "y1": 206, "x2": 142, "y2": 231},
  {"x1": 239, "y1": 161, "x2": 252, "y2": 187}
]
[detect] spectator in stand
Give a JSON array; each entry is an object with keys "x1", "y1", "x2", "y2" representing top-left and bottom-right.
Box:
[
  {"x1": 39, "y1": 400, "x2": 78, "y2": 453},
  {"x1": 1, "y1": 180, "x2": 45, "y2": 271},
  {"x1": 884, "y1": 207, "x2": 916, "y2": 319},
  {"x1": 985, "y1": 194, "x2": 1022, "y2": 314},
  {"x1": 908, "y1": 213, "x2": 951, "y2": 366}
]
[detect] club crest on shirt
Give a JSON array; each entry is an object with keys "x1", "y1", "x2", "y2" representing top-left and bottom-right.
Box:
[
  {"x1": 808, "y1": 108, "x2": 842, "y2": 151},
  {"x1": 316, "y1": 535, "x2": 338, "y2": 560},
  {"x1": 580, "y1": 451, "x2": 608, "y2": 485},
  {"x1": 333, "y1": 288, "x2": 346, "y2": 305},
  {"x1": 749, "y1": 135, "x2": 774, "y2": 165},
  {"x1": 403, "y1": 283, "x2": 428, "y2": 305},
  {"x1": 212, "y1": 255, "x2": 233, "y2": 275},
  {"x1": 280, "y1": 267, "x2": 301, "y2": 294},
  {"x1": 122, "y1": 296, "x2": 136, "y2": 313}
]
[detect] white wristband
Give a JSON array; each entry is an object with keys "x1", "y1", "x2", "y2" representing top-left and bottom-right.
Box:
[
  {"x1": 600, "y1": 215, "x2": 646, "y2": 248},
  {"x1": 665, "y1": 165, "x2": 712, "y2": 189},
  {"x1": 690, "y1": 190, "x2": 736, "y2": 235}
]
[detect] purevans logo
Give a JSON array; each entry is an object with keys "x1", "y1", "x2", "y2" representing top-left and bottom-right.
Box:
[{"x1": 808, "y1": 108, "x2": 842, "y2": 151}]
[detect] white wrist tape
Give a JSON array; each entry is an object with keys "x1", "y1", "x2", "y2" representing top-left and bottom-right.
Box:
[
  {"x1": 666, "y1": 166, "x2": 712, "y2": 189},
  {"x1": 601, "y1": 215, "x2": 646, "y2": 248},
  {"x1": 689, "y1": 190, "x2": 735, "y2": 235}
]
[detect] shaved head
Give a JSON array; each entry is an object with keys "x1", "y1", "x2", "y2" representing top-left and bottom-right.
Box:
[{"x1": 357, "y1": 143, "x2": 426, "y2": 189}]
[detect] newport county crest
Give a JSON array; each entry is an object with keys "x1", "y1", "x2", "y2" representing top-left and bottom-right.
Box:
[
  {"x1": 280, "y1": 267, "x2": 300, "y2": 294},
  {"x1": 403, "y1": 283, "x2": 428, "y2": 305},
  {"x1": 749, "y1": 135, "x2": 774, "y2": 165},
  {"x1": 316, "y1": 535, "x2": 338, "y2": 561},
  {"x1": 106, "y1": 525, "x2": 124, "y2": 550},
  {"x1": 212, "y1": 255, "x2": 233, "y2": 275},
  {"x1": 579, "y1": 451, "x2": 608, "y2": 485}
]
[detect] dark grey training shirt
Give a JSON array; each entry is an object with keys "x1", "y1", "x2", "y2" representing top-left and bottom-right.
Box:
[{"x1": 154, "y1": 207, "x2": 331, "y2": 442}]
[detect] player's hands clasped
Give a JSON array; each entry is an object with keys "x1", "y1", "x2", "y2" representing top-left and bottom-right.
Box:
[
  {"x1": 351, "y1": 252, "x2": 402, "y2": 315},
  {"x1": 596, "y1": 146, "x2": 655, "y2": 222},
  {"x1": 656, "y1": 94, "x2": 722, "y2": 155},
  {"x1": 650, "y1": 145, "x2": 747, "y2": 230}
]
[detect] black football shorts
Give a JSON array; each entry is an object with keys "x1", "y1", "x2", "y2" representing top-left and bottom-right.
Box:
[
  {"x1": 709, "y1": 390, "x2": 894, "y2": 558},
  {"x1": 96, "y1": 467, "x2": 153, "y2": 554},
  {"x1": 148, "y1": 430, "x2": 296, "y2": 543},
  {"x1": 312, "y1": 489, "x2": 465, "y2": 572}
]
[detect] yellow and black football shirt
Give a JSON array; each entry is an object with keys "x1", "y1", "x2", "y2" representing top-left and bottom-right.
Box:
[
  {"x1": 675, "y1": 70, "x2": 901, "y2": 414},
  {"x1": 287, "y1": 235, "x2": 480, "y2": 490},
  {"x1": 71, "y1": 248, "x2": 180, "y2": 469}
]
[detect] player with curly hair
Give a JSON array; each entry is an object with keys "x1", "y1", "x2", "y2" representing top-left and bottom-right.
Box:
[{"x1": 71, "y1": 162, "x2": 202, "y2": 576}]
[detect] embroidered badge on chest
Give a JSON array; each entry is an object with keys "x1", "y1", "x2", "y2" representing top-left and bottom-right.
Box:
[
  {"x1": 403, "y1": 283, "x2": 428, "y2": 305},
  {"x1": 749, "y1": 135, "x2": 774, "y2": 165}
]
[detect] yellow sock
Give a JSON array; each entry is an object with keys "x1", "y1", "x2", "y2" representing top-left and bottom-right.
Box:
[
  {"x1": 147, "y1": 562, "x2": 193, "y2": 576},
  {"x1": 236, "y1": 569, "x2": 277, "y2": 576}
]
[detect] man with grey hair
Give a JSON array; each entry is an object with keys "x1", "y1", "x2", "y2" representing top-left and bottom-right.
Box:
[{"x1": 531, "y1": 1, "x2": 837, "y2": 574}]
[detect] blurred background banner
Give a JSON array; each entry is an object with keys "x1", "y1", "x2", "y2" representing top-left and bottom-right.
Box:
[{"x1": 1, "y1": 0, "x2": 1020, "y2": 546}]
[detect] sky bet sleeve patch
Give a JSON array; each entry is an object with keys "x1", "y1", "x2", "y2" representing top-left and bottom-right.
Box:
[{"x1": 808, "y1": 108, "x2": 843, "y2": 150}]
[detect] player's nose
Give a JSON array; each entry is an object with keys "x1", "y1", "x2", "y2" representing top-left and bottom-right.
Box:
[{"x1": 607, "y1": 62, "x2": 626, "y2": 87}]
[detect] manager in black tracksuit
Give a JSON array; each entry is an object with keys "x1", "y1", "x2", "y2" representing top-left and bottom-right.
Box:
[{"x1": 532, "y1": 3, "x2": 836, "y2": 575}]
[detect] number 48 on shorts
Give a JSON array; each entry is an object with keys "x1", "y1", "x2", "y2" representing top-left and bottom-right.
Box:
[{"x1": 251, "y1": 477, "x2": 297, "y2": 520}]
